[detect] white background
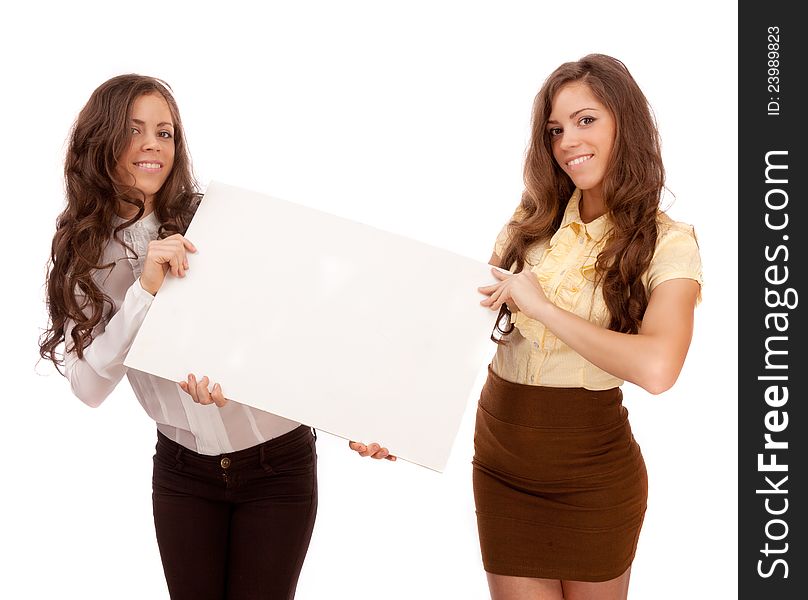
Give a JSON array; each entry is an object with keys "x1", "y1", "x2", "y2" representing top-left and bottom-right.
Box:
[{"x1": 1, "y1": 1, "x2": 737, "y2": 598}]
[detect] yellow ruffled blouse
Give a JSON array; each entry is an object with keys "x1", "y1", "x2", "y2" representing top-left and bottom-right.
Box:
[{"x1": 491, "y1": 189, "x2": 703, "y2": 390}]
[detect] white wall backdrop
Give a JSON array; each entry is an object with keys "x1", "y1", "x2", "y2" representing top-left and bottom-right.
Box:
[{"x1": 1, "y1": 1, "x2": 737, "y2": 598}]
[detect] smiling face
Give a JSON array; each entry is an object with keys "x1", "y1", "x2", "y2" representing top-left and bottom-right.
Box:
[
  {"x1": 547, "y1": 82, "x2": 616, "y2": 206},
  {"x1": 116, "y1": 93, "x2": 176, "y2": 211}
]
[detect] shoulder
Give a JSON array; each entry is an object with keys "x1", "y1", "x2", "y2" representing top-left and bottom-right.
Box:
[
  {"x1": 494, "y1": 204, "x2": 527, "y2": 256},
  {"x1": 655, "y1": 211, "x2": 699, "y2": 244},
  {"x1": 652, "y1": 212, "x2": 701, "y2": 262},
  {"x1": 646, "y1": 211, "x2": 703, "y2": 295}
]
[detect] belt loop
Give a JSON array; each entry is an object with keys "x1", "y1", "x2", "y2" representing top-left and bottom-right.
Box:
[
  {"x1": 311, "y1": 427, "x2": 317, "y2": 441},
  {"x1": 259, "y1": 444, "x2": 274, "y2": 474}
]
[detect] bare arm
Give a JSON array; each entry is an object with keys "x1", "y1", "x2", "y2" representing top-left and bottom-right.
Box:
[
  {"x1": 479, "y1": 268, "x2": 700, "y2": 395},
  {"x1": 533, "y1": 278, "x2": 698, "y2": 394}
]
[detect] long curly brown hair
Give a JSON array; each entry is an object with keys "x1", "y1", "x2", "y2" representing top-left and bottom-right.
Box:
[
  {"x1": 40, "y1": 74, "x2": 200, "y2": 370},
  {"x1": 498, "y1": 54, "x2": 664, "y2": 337}
]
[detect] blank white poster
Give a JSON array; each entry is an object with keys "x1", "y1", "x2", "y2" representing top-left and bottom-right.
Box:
[{"x1": 125, "y1": 181, "x2": 499, "y2": 471}]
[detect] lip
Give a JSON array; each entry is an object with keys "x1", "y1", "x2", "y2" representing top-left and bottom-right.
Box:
[{"x1": 565, "y1": 154, "x2": 594, "y2": 170}]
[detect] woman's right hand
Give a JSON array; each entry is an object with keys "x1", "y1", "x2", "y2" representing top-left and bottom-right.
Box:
[{"x1": 140, "y1": 234, "x2": 197, "y2": 295}]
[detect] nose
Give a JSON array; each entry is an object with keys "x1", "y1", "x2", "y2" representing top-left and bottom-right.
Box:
[
  {"x1": 558, "y1": 128, "x2": 581, "y2": 151},
  {"x1": 139, "y1": 131, "x2": 161, "y2": 152}
]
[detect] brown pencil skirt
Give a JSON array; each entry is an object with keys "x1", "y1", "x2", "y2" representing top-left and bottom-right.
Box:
[{"x1": 472, "y1": 367, "x2": 648, "y2": 582}]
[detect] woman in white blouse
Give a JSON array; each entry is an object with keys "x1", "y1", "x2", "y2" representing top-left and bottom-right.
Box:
[{"x1": 41, "y1": 75, "x2": 316, "y2": 600}]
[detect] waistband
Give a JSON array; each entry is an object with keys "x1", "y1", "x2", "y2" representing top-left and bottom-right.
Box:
[
  {"x1": 481, "y1": 365, "x2": 625, "y2": 429},
  {"x1": 156, "y1": 424, "x2": 314, "y2": 469}
]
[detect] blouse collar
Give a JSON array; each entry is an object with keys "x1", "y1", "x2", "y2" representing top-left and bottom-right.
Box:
[
  {"x1": 114, "y1": 209, "x2": 160, "y2": 232},
  {"x1": 559, "y1": 188, "x2": 611, "y2": 242}
]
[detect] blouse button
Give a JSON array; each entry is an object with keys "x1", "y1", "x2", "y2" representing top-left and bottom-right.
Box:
[
  {"x1": 529, "y1": 375, "x2": 535, "y2": 383},
  {"x1": 532, "y1": 341, "x2": 539, "y2": 349},
  {"x1": 220, "y1": 457, "x2": 231, "y2": 469}
]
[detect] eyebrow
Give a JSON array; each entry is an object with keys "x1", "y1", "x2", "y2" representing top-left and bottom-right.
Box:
[
  {"x1": 546, "y1": 107, "x2": 601, "y2": 125},
  {"x1": 131, "y1": 118, "x2": 175, "y2": 129}
]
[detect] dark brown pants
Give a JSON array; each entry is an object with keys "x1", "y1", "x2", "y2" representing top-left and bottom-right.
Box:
[{"x1": 152, "y1": 425, "x2": 318, "y2": 600}]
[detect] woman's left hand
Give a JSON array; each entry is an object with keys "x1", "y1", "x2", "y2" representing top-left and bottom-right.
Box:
[
  {"x1": 348, "y1": 441, "x2": 397, "y2": 461},
  {"x1": 179, "y1": 373, "x2": 229, "y2": 407},
  {"x1": 478, "y1": 267, "x2": 549, "y2": 321}
]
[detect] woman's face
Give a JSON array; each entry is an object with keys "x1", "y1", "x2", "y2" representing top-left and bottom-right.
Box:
[
  {"x1": 116, "y1": 93, "x2": 176, "y2": 207},
  {"x1": 547, "y1": 82, "x2": 615, "y2": 201}
]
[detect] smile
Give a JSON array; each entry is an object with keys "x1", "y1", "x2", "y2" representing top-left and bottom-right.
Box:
[
  {"x1": 134, "y1": 161, "x2": 163, "y2": 171},
  {"x1": 566, "y1": 154, "x2": 593, "y2": 167}
]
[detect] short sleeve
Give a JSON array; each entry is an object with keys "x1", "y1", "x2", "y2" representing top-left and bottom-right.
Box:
[
  {"x1": 493, "y1": 222, "x2": 511, "y2": 259},
  {"x1": 493, "y1": 205, "x2": 524, "y2": 259},
  {"x1": 646, "y1": 220, "x2": 703, "y2": 301}
]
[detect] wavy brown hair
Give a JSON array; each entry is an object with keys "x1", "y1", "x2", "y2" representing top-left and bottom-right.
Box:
[
  {"x1": 497, "y1": 54, "x2": 664, "y2": 337},
  {"x1": 40, "y1": 74, "x2": 200, "y2": 370}
]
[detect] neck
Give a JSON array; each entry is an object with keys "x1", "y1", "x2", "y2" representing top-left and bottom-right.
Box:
[
  {"x1": 117, "y1": 197, "x2": 154, "y2": 220},
  {"x1": 579, "y1": 189, "x2": 606, "y2": 223}
]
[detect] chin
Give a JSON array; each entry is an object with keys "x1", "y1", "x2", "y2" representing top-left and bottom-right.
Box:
[
  {"x1": 136, "y1": 182, "x2": 166, "y2": 198},
  {"x1": 572, "y1": 178, "x2": 598, "y2": 191}
]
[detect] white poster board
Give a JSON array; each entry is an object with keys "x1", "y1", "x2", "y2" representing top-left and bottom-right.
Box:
[{"x1": 125, "y1": 181, "x2": 498, "y2": 471}]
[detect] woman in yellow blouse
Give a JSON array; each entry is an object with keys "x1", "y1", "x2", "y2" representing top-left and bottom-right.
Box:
[{"x1": 475, "y1": 54, "x2": 702, "y2": 599}]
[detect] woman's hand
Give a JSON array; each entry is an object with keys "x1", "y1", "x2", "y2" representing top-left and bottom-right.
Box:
[
  {"x1": 178, "y1": 373, "x2": 229, "y2": 407},
  {"x1": 478, "y1": 267, "x2": 549, "y2": 321},
  {"x1": 348, "y1": 441, "x2": 397, "y2": 461},
  {"x1": 140, "y1": 234, "x2": 197, "y2": 295}
]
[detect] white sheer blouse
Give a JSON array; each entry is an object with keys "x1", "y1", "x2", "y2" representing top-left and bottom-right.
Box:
[{"x1": 64, "y1": 210, "x2": 300, "y2": 455}]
